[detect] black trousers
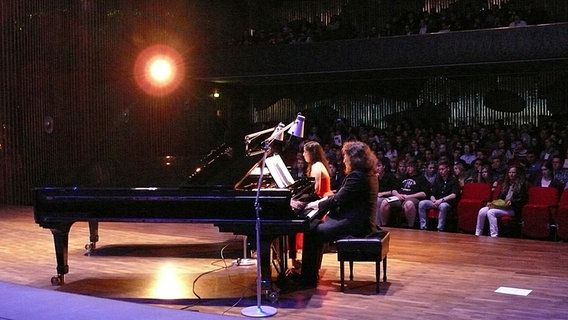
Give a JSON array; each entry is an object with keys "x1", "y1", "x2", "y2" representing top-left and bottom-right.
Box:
[
  {"x1": 301, "y1": 217, "x2": 350, "y2": 281},
  {"x1": 301, "y1": 216, "x2": 372, "y2": 282}
]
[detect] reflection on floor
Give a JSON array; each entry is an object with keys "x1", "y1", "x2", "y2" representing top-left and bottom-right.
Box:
[{"x1": 1, "y1": 206, "x2": 568, "y2": 319}]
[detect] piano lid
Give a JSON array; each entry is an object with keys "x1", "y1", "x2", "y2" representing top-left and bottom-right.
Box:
[
  {"x1": 234, "y1": 154, "x2": 298, "y2": 191},
  {"x1": 186, "y1": 143, "x2": 303, "y2": 193},
  {"x1": 186, "y1": 143, "x2": 260, "y2": 187}
]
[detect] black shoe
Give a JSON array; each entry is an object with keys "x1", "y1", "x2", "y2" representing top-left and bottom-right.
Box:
[
  {"x1": 300, "y1": 276, "x2": 318, "y2": 288},
  {"x1": 284, "y1": 272, "x2": 318, "y2": 289}
]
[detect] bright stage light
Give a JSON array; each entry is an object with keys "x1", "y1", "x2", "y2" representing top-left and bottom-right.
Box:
[
  {"x1": 134, "y1": 44, "x2": 185, "y2": 97},
  {"x1": 149, "y1": 58, "x2": 173, "y2": 83}
]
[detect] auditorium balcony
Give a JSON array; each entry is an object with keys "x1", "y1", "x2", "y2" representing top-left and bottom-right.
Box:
[{"x1": 193, "y1": 23, "x2": 568, "y2": 85}]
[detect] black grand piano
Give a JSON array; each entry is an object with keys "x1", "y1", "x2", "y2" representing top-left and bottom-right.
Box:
[{"x1": 33, "y1": 147, "x2": 315, "y2": 299}]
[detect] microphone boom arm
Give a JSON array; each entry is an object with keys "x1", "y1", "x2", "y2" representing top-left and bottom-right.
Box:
[{"x1": 244, "y1": 113, "x2": 304, "y2": 156}]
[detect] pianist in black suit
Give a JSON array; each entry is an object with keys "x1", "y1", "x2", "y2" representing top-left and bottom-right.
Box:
[{"x1": 295, "y1": 141, "x2": 379, "y2": 287}]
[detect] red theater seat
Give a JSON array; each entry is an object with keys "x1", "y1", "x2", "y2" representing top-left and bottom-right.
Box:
[
  {"x1": 521, "y1": 186, "x2": 559, "y2": 239},
  {"x1": 457, "y1": 183, "x2": 492, "y2": 234},
  {"x1": 554, "y1": 189, "x2": 568, "y2": 241}
]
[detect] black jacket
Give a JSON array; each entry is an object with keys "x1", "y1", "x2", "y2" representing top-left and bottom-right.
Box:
[{"x1": 318, "y1": 168, "x2": 378, "y2": 237}]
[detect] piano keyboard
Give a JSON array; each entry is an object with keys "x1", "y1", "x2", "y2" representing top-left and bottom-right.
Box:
[{"x1": 305, "y1": 208, "x2": 319, "y2": 220}]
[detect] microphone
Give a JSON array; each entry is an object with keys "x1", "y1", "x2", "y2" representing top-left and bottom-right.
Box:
[{"x1": 288, "y1": 114, "x2": 305, "y2": 138}]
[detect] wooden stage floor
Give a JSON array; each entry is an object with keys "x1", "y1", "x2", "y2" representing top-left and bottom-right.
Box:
[{"x1": 1, "y1": 206, "x2": 568, "y2": 319}]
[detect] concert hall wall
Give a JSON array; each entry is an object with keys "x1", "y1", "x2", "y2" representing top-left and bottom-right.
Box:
[{"x1": 0, "y1": 0, "x2": 567, "y2": 205}]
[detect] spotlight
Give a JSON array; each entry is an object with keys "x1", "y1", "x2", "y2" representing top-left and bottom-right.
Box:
[{"x1": 133, "y1": 44, "x2": 184, "y2": 97}]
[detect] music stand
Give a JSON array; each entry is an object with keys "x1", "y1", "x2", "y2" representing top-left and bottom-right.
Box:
[{"x1": 241, "y1": 114, "x2": 304, "y2": 318}]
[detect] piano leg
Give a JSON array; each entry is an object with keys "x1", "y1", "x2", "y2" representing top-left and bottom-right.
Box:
[
  {"x1": 259, "y1": 236, "x2": 273, "y2": 291},
  {"x1": 259, "y1": 235, "x2": 281, "y2": 302},
  {"x1": 272, "y1": 235, "x2": 289, "y2": 283},
  {"x1": 49, "y1": 223, "x2": 73, "y2": 285},
  {"x1": 85, "y1": 221, "x2": 99, "y2": 253}
]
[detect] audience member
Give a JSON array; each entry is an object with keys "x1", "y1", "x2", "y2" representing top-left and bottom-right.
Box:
[
  {"x1": 490, "y1": 156, "x2": 506, "y2": 183},
  {"x1": 510, "y1": 139, "x2": 528, "y2": 163},
  {"x1": 460, "y1": 143, "x2": 476, "y2": 165},
  {"x1": 531, "y1": 160, "x2": 565, "y2": 196},
  {"x1": 469, "y1": 158, "x2": 484, "y2": 180},
  {"x1": 551, "y1": 155, "x2": 568, "y2": 186},
  {"x1": 328, "y1": 161, "x2": 345, "y2": 192},
  {"x1": 475, "y1": 164, "x2": 528, "y2": 237},
  {"x1": 562, "y1": 149, "x2": 568, "y2": 169},
  {"x1": 291, "y1": 157, "x2": 307, "y2": 180},
  {"x1": 375, "y1": 158, "x2": 398, "y2": 226},
  {"x1": 452, "y1": 161, "x2": 470, "y2": 190},
  {"x1": 509, "y1": 13, "x2": 527, "y2": 27},
  {"x1": 418, "y1": 160, "x2": 460, "y2": 231},
  {"x1": 423, "y1": 160, "x2": 438, "y2": 185},
  {"x1": 379, "y1": 160, "x2": 429, "y2": 228},
  {"x1": 395, "y1": 159, "x2": 408, "y2": 179},
  {"x1": 540, "y1": 138, "x2": 559, "y2": 162},
  {"x1": 524, "y1": 150, "x2": 542, "y2": 182}
]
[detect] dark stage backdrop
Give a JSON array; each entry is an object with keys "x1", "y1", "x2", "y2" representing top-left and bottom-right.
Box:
[
  {"x1": 1, "y1": 0, "x2": 567, "y2": 205},
  {"x1": 0, "y1": 1, "x2": 245, "y2": 204}
]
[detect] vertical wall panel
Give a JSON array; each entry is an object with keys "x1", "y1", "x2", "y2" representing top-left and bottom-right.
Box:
[{"x1": 252, "y1": 72, "x2": 563, "y2": 137}]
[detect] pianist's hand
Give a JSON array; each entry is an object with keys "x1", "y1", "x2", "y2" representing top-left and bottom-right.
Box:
[
  {"x1": 305, "y1": 200, "x2": 319, "y2": 211},
  {"x1": 290, "y1": 199, "x2": 307, "y2": 211}
]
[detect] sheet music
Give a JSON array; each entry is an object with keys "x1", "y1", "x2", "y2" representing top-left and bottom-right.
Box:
[{"x1": 265, "y1": 154, "x2": 295, "y2": 188}]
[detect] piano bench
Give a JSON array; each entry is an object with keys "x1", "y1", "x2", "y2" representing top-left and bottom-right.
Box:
[{"x1": 336, "y1": 231, "x2": 390, "y2": 293}]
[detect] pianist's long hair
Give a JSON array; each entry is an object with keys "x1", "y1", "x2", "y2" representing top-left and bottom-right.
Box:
[
  {"x1": 304, "y1": 141, "x2": 330, "y2": 177},
  {"x1": 342, "y1": 141, "x2": 378, "y2": 175}
]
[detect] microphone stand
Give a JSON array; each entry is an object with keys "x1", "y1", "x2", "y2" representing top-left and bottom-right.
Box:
[
  {"x1": 241, "y1": 114, "x2": 303, "y2": 317},
  {"x1": 241, "y1": 139, "x2": 278, "y2": 318},
  {"x1": 235, "y1": 129, "x2": 275, "y2": 266}
]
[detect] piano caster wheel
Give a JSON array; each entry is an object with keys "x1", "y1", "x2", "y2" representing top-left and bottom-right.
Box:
[
  {"x1": 51, "y1": 275, "x2": 64, "y2": 286},
  {"x1": 265, "y1": 290, "x2": 279, "y2": 303},
  {"x1": 84, "y1": 242, "x2": 96, "y2": 255}
]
